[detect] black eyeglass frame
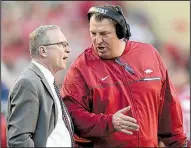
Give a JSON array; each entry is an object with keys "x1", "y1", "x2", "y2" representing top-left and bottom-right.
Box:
[{"x1": 41, "y1": 41, "x2": 69, "y2": 48}]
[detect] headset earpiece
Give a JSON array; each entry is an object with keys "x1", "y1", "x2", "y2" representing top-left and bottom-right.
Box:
[
  {"x1": 115, "y1": 5, "x2": 131, "y2": 39},
  {"x1": 116, "y1": 24, "x2": 124, "y2": 39}
]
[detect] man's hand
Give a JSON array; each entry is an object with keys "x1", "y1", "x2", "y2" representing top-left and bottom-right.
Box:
[{"x1": 112, "y1": 106, "x2": 139, "y2": 135}]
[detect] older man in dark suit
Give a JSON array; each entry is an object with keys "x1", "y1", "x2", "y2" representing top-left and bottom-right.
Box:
[{"x1": 6, "y1": 25, "x2": 74, "y2": 147}]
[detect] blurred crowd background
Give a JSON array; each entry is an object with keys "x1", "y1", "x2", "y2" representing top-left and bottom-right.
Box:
[{"x1": 1, "y1": 1, "x2": 190, "y2": 144}]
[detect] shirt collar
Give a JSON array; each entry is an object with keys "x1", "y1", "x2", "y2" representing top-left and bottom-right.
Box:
[{"x1": 31, "y1": 60, "x2": 54, "y2": 85}]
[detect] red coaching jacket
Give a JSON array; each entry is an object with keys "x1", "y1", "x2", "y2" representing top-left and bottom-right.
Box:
[{"x1": 61, "y1": 41, "x2": 187, "y2": 147}]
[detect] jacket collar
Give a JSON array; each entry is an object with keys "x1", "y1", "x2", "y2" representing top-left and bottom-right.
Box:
[{"x1": 27, "y1": 62, "x2": 58, "y2": 125}]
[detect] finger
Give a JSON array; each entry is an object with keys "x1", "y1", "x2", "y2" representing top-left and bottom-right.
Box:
[
  {"x1": 119, "y1": 129, "x2": 133, "y2": 135},
  {"x1": 120, "y1": 114, "x2": 137, "y2": 123},
  {"x1": 117, "y1": 106, "x2": 130, "y2": 114},
  {"x1": 121, "y1": 121, "x2": 139, "y2": 129},
  {"x1": 121, "y1": 124, "x2": 139, "y2": 131}
]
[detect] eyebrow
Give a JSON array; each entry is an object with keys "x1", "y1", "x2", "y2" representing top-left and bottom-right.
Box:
[
  {"x1": 90, "y1": 30, "x2": 110, "y2": 33},
  {"x1": 62, "y1": 41, "x2": 69, "y2": 46}
]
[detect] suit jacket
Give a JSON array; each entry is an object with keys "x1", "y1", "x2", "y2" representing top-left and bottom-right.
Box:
[{"x1": 6, "y1": 62, "x2": 58, "y2": 147}]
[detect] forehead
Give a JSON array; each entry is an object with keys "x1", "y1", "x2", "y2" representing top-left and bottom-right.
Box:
[
  {"x1": 46, "y1": 28, "x2": 67, "y2": 42},
  {"x1": 89, "y1": 16, "x2": 115, "y2": 32}
]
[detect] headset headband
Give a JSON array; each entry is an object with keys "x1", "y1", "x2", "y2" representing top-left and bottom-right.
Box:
[{"x1": 88, "y1": 6, "x2": 124, "y2": 25}]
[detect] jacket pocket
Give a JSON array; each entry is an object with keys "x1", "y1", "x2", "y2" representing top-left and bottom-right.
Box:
[
  {"x1": 128, "y1": 77, "x2": 162, "y2": 141},
  {"x1": 130, "y1": 77, "x2": 161, "y2": 83}
]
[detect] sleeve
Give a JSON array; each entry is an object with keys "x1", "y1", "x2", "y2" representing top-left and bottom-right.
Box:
[
  {"x1": 7, "y1": 79, "x2": 39, "y2": 147},
  {"x1": 155, "y1": 50, "x2": 187, "y2": 147},
  {"x1": 61, "y1": 67, "x2": 115, "y2": 139}
]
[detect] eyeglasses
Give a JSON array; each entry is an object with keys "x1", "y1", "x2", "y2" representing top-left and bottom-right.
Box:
[
  {"x1": 115, "y1": 57, "x2": 135, "y2": 75},
  {"x1": 41, "y1": 41, "x2": 69, "y2": 48}
]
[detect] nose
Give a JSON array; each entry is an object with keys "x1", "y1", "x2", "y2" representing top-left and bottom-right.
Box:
[
  {"x1": 95, "y1": 35, "x2": 103, "y2": 45},
  {"x1": 65, "y1": 46, "x2": 71, "y2": 53}
]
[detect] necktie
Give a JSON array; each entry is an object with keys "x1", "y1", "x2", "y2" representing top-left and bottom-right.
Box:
[{"x1": 53, "y1": 81, "x2": 75, "y2": 147}]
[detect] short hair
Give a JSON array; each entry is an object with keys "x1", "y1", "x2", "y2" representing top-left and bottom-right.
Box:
[
  {"x1": 29, "y1": 25, "x2": 60, "y2": 57},
  {"x1": 89, "y1": 5, "x2": 123, "y2": 39}
]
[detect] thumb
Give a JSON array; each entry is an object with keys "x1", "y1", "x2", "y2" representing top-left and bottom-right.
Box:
[{"x1": 118, "y1": 106, "x2": 130, "y2": 114}]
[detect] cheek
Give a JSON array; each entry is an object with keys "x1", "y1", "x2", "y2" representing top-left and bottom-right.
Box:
[
  {"x1": 48, "y1": 53, "x2": 56, "y2": 62},
  {"x1": 53, "y1": 52, "x2": 61, "y2": 64},
  {"x1": 59, "y1": 53, "x2": 67, "y2": 63},
  {"x1": 104, "y1": 40, "x2": 111, "y2": 49},
  {"x1": 59, "y1": 53, "x2": 64, "y2": 61},
  {"x1": 108, "y1": 39, "x2": 116, "y2": 48},
  {"x1": 91, "y1": 37, "x2": 96, "y2": 43}
]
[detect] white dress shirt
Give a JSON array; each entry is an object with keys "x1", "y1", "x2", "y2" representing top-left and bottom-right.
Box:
[{"x1": 32, "y1": 60, "x2": 72, "y2": 147}]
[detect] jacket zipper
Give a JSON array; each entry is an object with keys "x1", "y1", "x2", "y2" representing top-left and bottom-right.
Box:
[
  {"x1": 126, "y1": 85, "x2": 139, "y2": 147},
  {"x1": 115, "y1": 59, "x2": 139, "y2": 147}
]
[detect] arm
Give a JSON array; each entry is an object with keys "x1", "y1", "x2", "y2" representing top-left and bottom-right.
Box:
[
  {"x1": 61, "y1": 67, "x2": 115, "y2": 139},
  {"x1": 7, "y1": 79, "x2": 39, "y2": 147},
  {"x1": 155, "y1": 50, "x2": 187, "y2": 147}
]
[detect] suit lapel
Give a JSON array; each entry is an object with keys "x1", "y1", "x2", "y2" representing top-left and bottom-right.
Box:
[{"x1": 28, "y1": 62, "x2": 58, "y2": 125}]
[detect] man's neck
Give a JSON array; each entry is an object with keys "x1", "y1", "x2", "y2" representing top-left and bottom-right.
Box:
[
  {"x1": 32, "y1": 58, "x2": 55, "y2": 75},
  {"x1": 116, "y1": 39, "x2": 126, "y2": 57}
]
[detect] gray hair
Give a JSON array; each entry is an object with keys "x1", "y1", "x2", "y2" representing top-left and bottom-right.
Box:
[{"x1": 29, "y1": 25, "x2": 60, "y2": 57}]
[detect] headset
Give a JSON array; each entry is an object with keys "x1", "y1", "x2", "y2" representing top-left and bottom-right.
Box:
[{"x1": 87, "y1": 5, "x2": 131, "y2": 39}]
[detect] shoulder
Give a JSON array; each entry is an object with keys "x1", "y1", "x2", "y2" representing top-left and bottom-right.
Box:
[
  {"x1": 10, "y1": 68, "x2": 41, "y2": 94},
  {"x1": 128, "y1": 40, "x2": 161, "y2": 60},
  {"x1": 70, "y1": 46, "x2": 94, "y2": 69},
  {"x1": 64, "y1": 46, "x2": 95, "y2": 81},
  {"x1": 129, "y1": 40, "x2": 158, "y2": 53}
]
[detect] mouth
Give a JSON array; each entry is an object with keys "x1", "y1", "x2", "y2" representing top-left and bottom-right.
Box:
[
  {"x1": 63, "y1": 57, "x2": 68, "y2": 60},
  {"x1": 97, "y1": 47, "x2": 106, "y2": 53}
]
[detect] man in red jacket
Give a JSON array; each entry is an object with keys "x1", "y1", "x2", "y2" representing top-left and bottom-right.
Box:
[{"x1": 61, "y1": 4, "x2": 187, "y2": 147}]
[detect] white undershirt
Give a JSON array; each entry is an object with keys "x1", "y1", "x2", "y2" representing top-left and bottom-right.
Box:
[{"x1": 32, "y1": 60, "x2": 72, "y2": 147}]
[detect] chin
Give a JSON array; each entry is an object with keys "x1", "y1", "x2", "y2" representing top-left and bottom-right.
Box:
[
  {"x1": 59, "y1": 64, "x2": 67, "y2": 70},
  {"x1": 98, "y1": 53, "x2": 111, "y2": 59},
  {"x1": 62, "y1": 65, "x2": 67, "y2": 69}
]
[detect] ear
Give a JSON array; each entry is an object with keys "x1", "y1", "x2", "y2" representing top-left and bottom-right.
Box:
[{"x1": 39, "y1": 46, "x2": 48, "y2": 58}]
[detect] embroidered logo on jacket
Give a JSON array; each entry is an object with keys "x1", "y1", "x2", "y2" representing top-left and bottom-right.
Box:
[
  {"x1": 144, "y1": 69, "x2": 153, "y2": 74},
  {"x1": 101, "y1": 76, "x2": 109, "y2": 81}
]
